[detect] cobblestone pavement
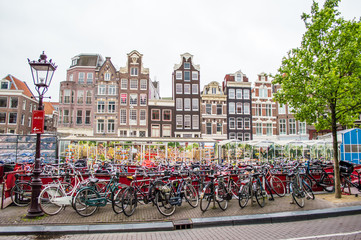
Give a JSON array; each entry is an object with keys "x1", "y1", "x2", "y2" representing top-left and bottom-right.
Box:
[
  {"x1": 1, "y1": 214, "x2": 361, "y2": 240},
  {"x1": 1, "y1": 194, "x2": 361, "y2": 226}
]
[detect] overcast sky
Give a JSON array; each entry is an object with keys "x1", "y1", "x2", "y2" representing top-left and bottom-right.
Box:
[{"x1": 1, "y1": 0, "x2": 360, "y2": 102}]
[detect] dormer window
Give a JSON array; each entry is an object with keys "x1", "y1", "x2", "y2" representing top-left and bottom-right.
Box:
[
  {"x1": 71, "y1": 59, "x2": 78, "y2": 66},
  {"x1": 131, "y1": 67, "x2": 138, "y2": 76},
  {"x1": 0, "y1": 80, "x2": 10, "y2": 89},
  {"x1": 184, "y1": 62, "x2": 190, "y2": 69},
  {"x1": 236, "y1": 74, "x2": 242, "y2": 82},
  {"x1": 104, "y1": 72, "x2": 111, "y2": 81}
]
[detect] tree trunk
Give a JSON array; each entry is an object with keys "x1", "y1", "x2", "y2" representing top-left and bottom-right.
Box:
[{"x1": 331, "y1": 107, "x2": 341, "y2": 198}]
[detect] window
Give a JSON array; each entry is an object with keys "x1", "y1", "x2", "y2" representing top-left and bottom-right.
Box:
[
  {"x1": 184, "y1": 115, "x2": 191, "y2": 129},
  {"x1": 108, "y1": 119, "x2": 115, "y2": 133},
  {"x1": 206, "y1": 122, "x2": 212, "y2": 134},
  {"x1": 163, "y1": 125, "x2": 171, "y2": 137},
  {"x1": 130, "y1": 94, "x2": 137, "y2": 105},
  {"x1": 244, "y1": 133, "x2": 251, "y2": 141},
  {"x1": 10, "y1": 97, "x2": 18, "y2": 108},
  {"x1": 176, "y1": 98, "x2": 182, "y2": 111},
  {"x1": 129, "y1": 109, "x2": 137, "y2": 123},
  {"x1": 265, "y1": 104, "x2": 272, "y2": 116},
  {"x1": 236, "y1": 102, "x2": 242, "y2": 114},
  {"x1": 76, "y1": 110, "x2": 82, "y2": 124},
  {"x1": 0, "y1": 96, "x2": 7, "y2": 108},
  {"x1": 151, "y1": 125, "x2": 160, "y2": 137},
  {"x1": 140, "y1": 79, "x2": 147, "y2": 90},
  {"x1": 9, "y1": 112, "x2": 17, "y2": 124},
  {"x1": 260, "y1": 88, "x2": 268, "y2": 98},
  {"x1": 69, "y1": 74, "x2": 73, "y2": 82},
  {"x1": 63, "y1": 110, "x2": 69, "y2": 123},
  {"x1": 184, "y1": 98, "x2": 191, "y2": 111},
  {"x1": 266, "y1": 123, "x2": 273, "y2": 136},
  {"x1": 278, "y1": 104, "x2": 286, "y2": 114},
  {"x1": 236, "y1": 89, "x2": 242, "y2": 99},
  {"x1": 244, "y1": 118, "x2": 250, "y2": 129},
  {"x1": 140, "y1": 94, "x2": 147, "y2": 105},
  {"x1": 244, "y1": 103, "x2": 250, "y2": 114},
  {"x1": 176, "y1": 84, "x2": 182, "y2": 94},
  {"x1": 87, "y1": 73, "x2": 93, "y2": 84},
  {"x1": 0, "y1": 113, "x2": 6, "y2": 123},
  {"x1": 77, "y1": 90, "x2": 84, "y2": 104},
  {"x1": 299, "y1": 121, "x2": 306, "y2": 134},
  {"x1": 130, "y1": 67, "x2": 138, "y2": 76},
  {"x1": 104, "y1": 72, "x2": 111, "y2": 81},
  {"x1": 192, "y1": 84, "x2": 198, "y2": 94},
  {"x1": 121, "y1": 94, "x2": 127, "y2": 105},
  {"x1": 139, "y1": 131, "x2": 146, "y2": 137},
  {"x1": 121, "y1": 79, "x2": 128, "y2": 89},
  {"x1": 130, "y1": 79, "x2": 138, "y2": 89},
  {"x1": 288, "y1": 105, "x2": 294, "y2": 114},
  {"x1": 279, "y1": 119, "x2": 287, "y2": 135},
  {"x1": 192, "y1": 71, "x2": 198, "y2": 80},
  {"x1": 86, "y1": 91, "x2": 92, "y2": 104},
  {"x1": 163, "y1": 110, "x2": 171, "y2": 121},
  {"x1": 184, "y1": 84, "x2": 190, "y2": 94},
  {"x1": 97, "y1": 119, "x2": 105, "y2": 133},
  {"x1": 108, "y1": 101, "x2": 116, "y2": 113},
  {"x1": 236, "y1": 73, "x2": 242, "y2": 82},
  {"x1": 176, "y1": 115, "x2": 183, "y2": 129},
  {"x1": 119, "y1": 130, "x2": 127, "y2": 137},
  {"x1": 256, "y1": 104, "x2": 262, "y2": 116},
  {"x1": 192, "y1": 98, "x2": 199, "y2": 111},
  {"x1": 97, "y1": 101, "x2": 105, "y2": 113},
  {"x1": 184, "y1": 62, "x2": 190, "y2": 69},
  {"x1": 71, "y1": 90, "x2": 75, "y2": 103},
  {"x1": 229, "y1": 89, "x2": 235, "y2": 99},
  {"x1": 140, "y1": 109, "x2": 146, "y2": 125},
  {"x1": 237, "y1": 118, "x2": 243, "y2": 129},
  {"x1": 1, "y1": 80, "x2": 10, "y2": 89},
  {"x1": 85, "y1": 111, "x2": 91, "y2": 125},
  {"x1": 244, "y1": 89, "x2": 250, "y2": 99},
  {"x1": 229, "y1": 117, "x2": 236, "y2": 129},
  {"x1": 217, "y1": 123, "x2": 222, "y2": 134},
  {"x1": 184, "y1": 71, "x2": 190, "y2": 81},
  {"x1": 192, "y1": 115, "x2": 199, "y2": 129},
  {"x1": 229, "y1": 102, "x2": 235, "y2": 114},
  {"x1": 98, "y1": 85, "x2": 106, "y2": 95},
  {"x1": 120, "y1": 109, "x2": 127, "y2": 124},
  {"x1": 108, "y1": 85, "x2": 116, "y2": 95},
  {"x1": 256, "y1": 123, "x2": 262, "y2": 135},
  {"x1": 152, "y1": 109, "x2": 160, "y2": 121},
  {"x1": 229, "y1": 132, "x2": 236, "y2": 139},
  {"x1": 237, "y1": 133, "x2": 243, "y2": 141},
  {"x1": 78, "y1": 72, "x2": 85, "y2": 83},
  {"x1": 217, "y1": 104, "x2": 222, "y2": 115},
  {"x1": 206, "y1": 104, "x2": 212, "y2": 114},
  {"x1": 22, "y1": 100, "x2": 26, "y2": 110},
  {"x1": 289, "y1": 119, "x2": 296, "y2": 134},
  {"x1": 176, "y1": 71, "x2": 182, "y2": 80}
]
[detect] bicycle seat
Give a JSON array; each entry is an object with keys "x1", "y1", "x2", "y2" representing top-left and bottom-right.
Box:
[{"x1": 89, "y1": 178, "x2": 99, "y2": 184}]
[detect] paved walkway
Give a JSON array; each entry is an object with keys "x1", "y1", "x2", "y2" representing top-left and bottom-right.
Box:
[{"x1": 1, "y1": 194, "x2": 361, "y2": 228}]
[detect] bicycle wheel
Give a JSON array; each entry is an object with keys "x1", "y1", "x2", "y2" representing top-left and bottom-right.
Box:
[
  {"x1": 11, "y1": 183, "x2": 31, "y2": 207},
  {"x1": 155, "y1": 189, "x2": 176, "y2": 217},
  {"x1": 321, "y1": 174, "x2": 335, "y2": 192},
  {"x1": 303, "y1": 181, "x2": 315, "y2": 200},
  {"x1": 341, "y1": 177, "x2": 352, "y2": 195},
  {"x1": 200, "y1": 183, "x2": 212, "y2": 212},
  {"x1": 238, "y1": 184, "x2": 250, "y2": 208},
  {"x1": 73, "y1": 188, "x2": 99, "y2": 217},
  {"x1": 184, "y1": 183, "x2": 199, "y2": 208},
  {"x1": 291, "y1": 182, "x2": 305, "y2": 208},
  {"x1": 121, "y1": 187, "x2": 137, "y2": 217},
  {"x1": 112, "y1": 184, "x2": 127, "y2": 214},
  {"x1": 217, "y1": 183, "x2": 228, "y2": 211},
  {"x1": 254, "y1": 180, "x2": 266, "y2": 208},
  {"x1": 39, "y1": 186, "x2": 65, "y2": 215},
  {"x1": 270, "y1": 176, "x2": 286, "y2": 197}
]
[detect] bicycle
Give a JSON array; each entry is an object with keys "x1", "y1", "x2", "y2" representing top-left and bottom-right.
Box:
[
  {"x1": 262, "y1": 164, "x2": 286, "y2": 197},
  {"x1": 288, "y1": 163, "x2": 314, "y2": 208},
  {"x1": 339, "y1": 161, "x2": 361, "y2": 195},
  {"x1": 238, "y1": 167, "x2": 267, "y2": 208},
  {"x1": 10, "y1": 173, "x2": 32, "y2": 207},
  {"x1": 303, "y1": 160, "x2": 334, "y2": 192}
]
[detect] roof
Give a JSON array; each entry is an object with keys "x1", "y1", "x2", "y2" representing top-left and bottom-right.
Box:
[
  {"x1": 71, "y1": 54, "x2": 103, "y2": 67},
  {"x1": 4, "y1": 74, "x2": 35, "y2": 98},
  {"x1": 43, "y1": 102, "x2": 55, "y2": 115}
]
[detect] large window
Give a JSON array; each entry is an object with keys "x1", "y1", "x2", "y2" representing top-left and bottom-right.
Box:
[
  {"x1": 130, "y1": 67, "x2": 138, "y2": 76},
  {"x1": 217, "y1": 123, "x2": 222, "y2": 134},
  {"x1": 77, "y1": 90, "x2": 84, "y2": 104},
  {"x1": 236, "y1": 102, "x2": 242, "y2": 114},
  {"x1": 184, "y1": 98, "x2": 191, "y2": 111},
  {"x1": 108, "y1": 101, "x2": 116, "y2": 113},
  {"x1": 140, "y1": 94, "x2": 147, "y2": 106},
  {"x1": 76, "y1": 110, "x2": 82, "y2": 124},
  {"x1": 87, "y1": 73, "x2": 93, "y2": 84},
  {"x1": 130, "y1": 79, "x2": 138, "y2": 90},
  {"x1": 163, "y1": 110, "x2": 171, "y2": 121},
  {"x1": 64, "y1": 90, "x2": 70, "y2": 103},
  {"x1": 176, "y1": 98, "x2": 182, "y2": 111},
  {"x1": 176, "y1": 84, "x2": 182, "y2": 94},
  {"x1": 259, "y1": 88, "x2": 268, "y2": 98},
  {"x1": 244, "y1": 89, "x2": 250, "y2": 99},
  {"x1": 257, "y1": 122, "x2": 264, "y2": 135},
  {"x1": 176, "y1": 71, "x2": 182, "y2": 80},
  {"x1": 129, "y1": 109, "x2": 137, "y2": 124},
  {"x1": 63, "y1": 110, "x2": 69, "y2": 123},
  {"x1": 78, "y1": 72, "x2": 85, "y2": 83},
  {"x1": 229, "y1": 89, "x2": 235, "y2": 99},
  {"x1": 0, "y1": 97, "x2": 7, "y2": 108},
  {"x1": 244, "y1": 103, "x2": 250, "y2": 114},
  {"x1": 9, "y1": 113, "x2": 17, "y2": 124},
  {"x1": 206, "y1": 122, "x2": 212, "y2": 134},
  {"x1": 140, "y1": 79, "x2": 147, "y2": 90},
  {"x1": 192, "y1": 71, "x2": 198, "y2": 80},
  {"x1": 163, "y1": 125, "x2": 171, "y2": 137},
  {"x1": 229, "y1": 118, "x2": 235, "y2": 129},
  {"x1": 265, "y1": 104, "x2": 272, "y2": 116},
  {"x1": 229, "y1": 102, "x2": 235, "y2": 114},
  {"x1": 86, "y1": 91, "x2": 92, "y2": 104},
  {"x1": 120, "y1": 109, "x2": 127, "y2": 124},
  {"x1": 279, "y1": 119, "x2": 287, "y2": 135},
  {"x1": 98, "y1": 85, "x2": 106, "y2": 95},
  {"x1": 97, "y1": 101, "x2": 105, "y2": 113},
  {"x1": 97, "y1": 119, "x2": 105, "y2": 133},
  {"x1": 176, "y1": 115, "x2": 183, "y2": 129},
  {"x1": 121, "y1": 79, "x2": 128, "y2": 89},
  {"x1": 184, "y1": 84, "x2": 190, "y2": 94},
  {"x1": 244, "y1": 118, "x2": 250, "y2": 129},
  {"x1": 108, "y1": 119, "x2": 115, "y2": 133},
  {"x1": 237, "y1": 118, "x2": 243, "y2": 129},
  {"x1": 289, "y1": 119, "x2": 296, "y2": 134},
  {"x1": 192, "y1": 115, "x2": 199, "y2": 129},
  {"x1": 0, "y1": 113, "x2": 6, "y2": 123},
  {"x1": 236, "y1": 89, "x2": 242, "y2": 99},
  {"x1": 130, "y1": 94, "x2": 137, "y2": 105},
  {"x1": 121, "y1": 94, "x2": 127, "y2": 105},
  {"x1": 152, "y1": 109, "x2": 160, "y2": 121},
  {"x1": 85, "y1": 110, "x2": 91, "y2": 125},
  {"x1": 299, "y1": 122, "x2": 306, "y2": 134},
  {"x1": 217, "y1": 104, "x2": 222, "y2": 115},
  {"x1": 184, "y1": 115, "x2": 191, "y2": 129},
  {"x1": 266, "y1": 123, "x2": 273, "y2": 136},
  {"x1": 184, "y1": 71, "x2": 190, "y2": 81},
  {"x1": 108, "y1": 85, "x2": 116, "y2": 95},
  {"x1": 151, "y1": 125, "x2": 160, "y2": 137},
  {"x1": 256, "y1": 104, "x2": 262, "y2": 116},
  {"x1": 10, "y1": 97, "x2": 18, "y2": 108},
  {"x1": 192, "y1": 98, "x2": 199, "y2": 111},
  {"x1": 140, "y1": 110, "x2": 146, "y2": 125},
  {"x1": 206, "y1": 103, "x2": 212, "y2": 114},
  {"x1": 192, "y1": 84, "x2": 198, "y2": 94}
]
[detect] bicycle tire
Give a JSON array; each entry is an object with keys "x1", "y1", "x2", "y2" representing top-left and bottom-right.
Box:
[
  {"x1": 11, "y1": 182, "x2": 31, "y2": 207},
  {"x1": 155, "y1": 189, "x2": 176, "y2": 216},
  {"x1": 200, "y1": 183, "x2": 212, "y2": 212},
  {"x1": 112, "y1": 184, "x2": 127, "y2": 214},
  {"x1": 321, "y1": 173, "x2": 335, "y2": 192},
  {"x1": 184, "y1": 183, "x2": 199, "y2": 208},
  {"x1": 303, "y1": 181, "x2": 315, "y2": 200},
  {"x1": 270, "y1": 176, "x2": 286, "y2": 197},
  {"x1": 121, "y1": 187, "x2": 137, "y2": 217},
  {"x1": 291, "y1": 182, "x2": 305, "y2": 208},
  {"x1": 341, "y1": 177, "x2": 352, "y2": 195},
  {"x1": 238, "y1": 184, "x2": 250, "y2": 208},
  {"x1": 254, "y1": 180, "x2": 266, "y2": 208},
  {"x1": 39, "y1": 186, "x2": 65, "y2": 215},
  {"x1": 73, "y1": 187, "x2": 99, "y2": 217},
  {"x1": 217, "y1": 183, "x2": 228, "y2": 211}
]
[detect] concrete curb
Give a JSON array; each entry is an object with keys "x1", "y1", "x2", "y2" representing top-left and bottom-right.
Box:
[{"x1": 0, "y1": 205, "x2": 361, "y2": 235}]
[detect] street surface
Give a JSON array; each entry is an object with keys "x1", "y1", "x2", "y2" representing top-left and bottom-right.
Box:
[{"x1": 1, "y1": 214, "x2": 361, "y2": 240}]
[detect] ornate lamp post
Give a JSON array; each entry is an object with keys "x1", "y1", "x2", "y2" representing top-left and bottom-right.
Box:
[{"x1": 27, "y1": 51, "x2": 57, "y2": 217}]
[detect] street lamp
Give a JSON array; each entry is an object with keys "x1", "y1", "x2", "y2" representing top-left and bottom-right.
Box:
[{"x1": 27, "y1": 51, "x2": 57, "y2": 217}]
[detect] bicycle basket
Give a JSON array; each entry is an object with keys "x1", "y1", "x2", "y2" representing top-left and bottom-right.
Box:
[{"x1": 340, "y1": 161, "x2": 354, "y2": 176}]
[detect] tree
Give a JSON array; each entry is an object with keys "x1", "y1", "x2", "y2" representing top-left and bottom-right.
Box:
[{"x1": 273, "y1": 0, "x2": 361, "y2": 198}]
